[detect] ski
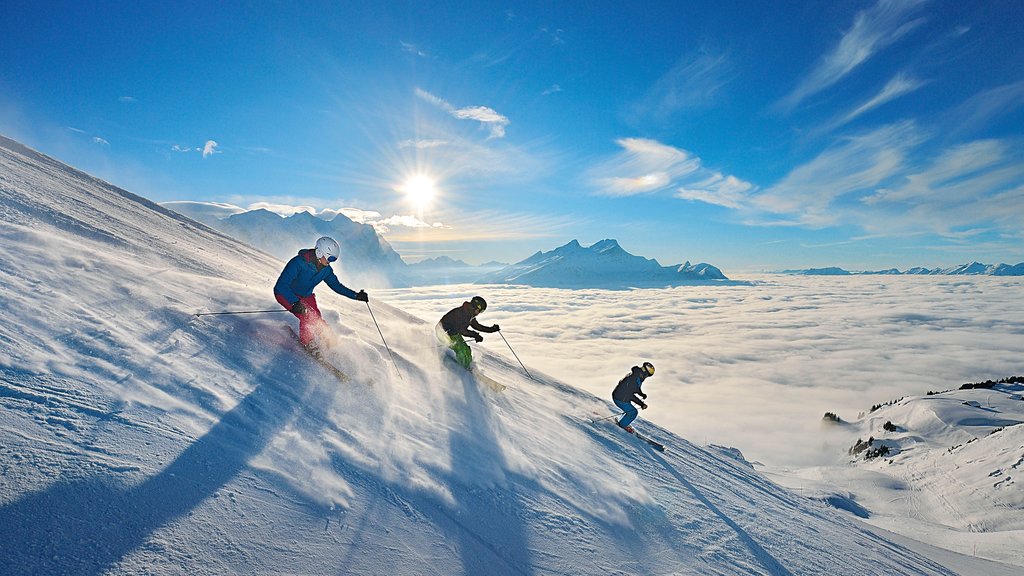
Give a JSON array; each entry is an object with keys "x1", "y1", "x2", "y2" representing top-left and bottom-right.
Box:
[
  {"x1": 443, "y1": 354, "x2": 506, "y2": 392},
  {"x1": 284, "y1": 326, "x2": 350, "y2": 384},
  {"x1": 589, "y1": 411, "x2": 666, "y2": 452},
  {"x1": 631, "y1": 430, "x2": 666, "y2": 452}
]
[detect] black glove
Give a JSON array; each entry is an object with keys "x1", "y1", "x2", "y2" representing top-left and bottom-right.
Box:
[
  {"x1": 355, "y1": 290, "x2": 369, "y2": 302},
  {"x1": 639, "y1": 391, "x2": 648, "y2": 399},
  {"x1": 473, "y1": 334, "x2": 484, "y2": 343},
  {"x1": 492, "y1": 324, "x2": 500, "y2": 331},
  {"x1": 290, "y1": 301, "x2": 307, "y2": 315},
  {"x1": 639, "y1": 402, "x2": 648, "y2": 410}
]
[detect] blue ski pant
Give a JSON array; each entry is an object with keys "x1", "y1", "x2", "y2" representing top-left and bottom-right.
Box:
[{"x1": 614, "y1": 399, "x2": 638, "y2": 427}]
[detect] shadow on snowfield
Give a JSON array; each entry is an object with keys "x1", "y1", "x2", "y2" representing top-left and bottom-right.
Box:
[{"x1": 0, "y1": 343, "x2": 310, "y2": 576}]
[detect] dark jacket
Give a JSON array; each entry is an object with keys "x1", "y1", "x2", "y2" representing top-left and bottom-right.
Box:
[
  {"x1": 273, "y1": 249, "x2": 357, "y2": 305},
  {"x1": 612, "y1": 366, "x2": 648, "y2": 405},
  {"x1": 440, "y1": 301, "x2": 499, "y2": 340}
]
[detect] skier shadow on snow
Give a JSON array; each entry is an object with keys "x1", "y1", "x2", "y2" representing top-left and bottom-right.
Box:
[
  {"x1": 320, "y1": 366, "x2": 536, "y2": 576},
  {"x1": 0, "y1": 345, "x2": 312, "y2": 576},
  {"x1": 648, "y1": 451, "x2": 795, "y2": 576}
]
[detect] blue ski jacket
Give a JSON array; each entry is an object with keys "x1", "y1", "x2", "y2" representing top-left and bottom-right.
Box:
[
  {"x1": 274, "y1": 249, "x2": 357, "y2": 305},
  {"x1": 612, "y1": 366, "x2": 648, "y2": 405}
]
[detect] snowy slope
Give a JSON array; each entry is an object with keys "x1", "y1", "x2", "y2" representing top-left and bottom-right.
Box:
[
  {"x1": 767, "y1": 381, "x2": 1024, "y2": 567},
  {"x1": 0, "y1": 134, "x2": 998, "y2": 575},
  {"x1": 476, "y1": 239, "x2": 732, "y2": 288}
]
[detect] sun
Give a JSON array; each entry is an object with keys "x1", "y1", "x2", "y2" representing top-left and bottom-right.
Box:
[{"x1": 399, "y1": 174, "x2": 437, "y2": 211}]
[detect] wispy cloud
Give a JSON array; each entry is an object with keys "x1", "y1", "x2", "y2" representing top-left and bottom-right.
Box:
[
  {"x1": 777, "y1": 0, "x2": 927, "y2": 112},
  {"x1": 398, "y1": 139, "x2": 449, "y2": 149},
  {"x1": 202, "y1": 140, "x2": 219, "y2": 158},
  {"x1": 633, "y1": 48, "x2": 733, "y2": 119},
  {"x1": 416, "y1": 88, "x2": 510, "y2": 139},
  {"x1": 118, "y1": 96, "x2": 137, "y2": 104},
  {"x1": 695, "y1": 121, "x2": 1024, "y2": 239},
  {"x1": 91, "y1": 136, "x2": 109, "y2": 146},
  {"x1": 861, "y1": 139, "x2": 1024, "y2": 236},
  {"x1": 677, "y1": 173, "x2": 755, "y2": 209},
  {"x1": 542, "y1": 84, "x2": 563, "y2": 96},
  {"x1": 833, "y1": 72, "x2": 928, "y2": 128},
  {"x1": 590, "y1": 138, "x2": 699, "y2": 196},
  {"x1": 372, "y1": 215, "x2": 448, "y2": 233},
  {"x1": 399, "y1": 41, "x2": 429, "y2": 57},
  {"x1": 751, "y1": 121, "x2": 923, "y2": 226},
  {"x1": 388, "y1": 209, "x2": 577, "y2": 243},
  {"x1": 944, "y1": 80, "x2": 1024, "y2": 140},
  {"x1": 590, "y1": 138, "x2": 754, "y2": 204}
]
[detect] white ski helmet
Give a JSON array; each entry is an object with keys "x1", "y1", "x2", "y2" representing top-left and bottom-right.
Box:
[{"x1": 315, "y1": 236, "x2": 341, "y2": 262}]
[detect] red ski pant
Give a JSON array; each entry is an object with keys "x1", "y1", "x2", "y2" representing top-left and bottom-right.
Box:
[{"x1": 275, "y1": 293, "x2": 328, "y2": 346}]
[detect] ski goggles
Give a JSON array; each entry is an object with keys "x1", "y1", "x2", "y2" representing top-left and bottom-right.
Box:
[{"x1": 327, "y1": 255, "x2": 337, "y2": 263}]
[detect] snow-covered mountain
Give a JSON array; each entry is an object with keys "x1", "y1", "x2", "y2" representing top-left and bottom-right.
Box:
[
  {"x1": 405, "y1": 256, "x2": 508, "y2": 285},
  {"x1": 769, "y1": 377, "x2": 1024, "y2": 568},
  {"x1": 781, "y1": 262, "x2": 1024, "y2": 276},
  {"x1": 476, "y1": 239, "x2": 734, "y2": 288},
  {"x1": 164, "y1": 202, "x2": 412, "y2": 289},
  {"x1": 2, "y1": 134, "x2": 1014, "y2": 575}
]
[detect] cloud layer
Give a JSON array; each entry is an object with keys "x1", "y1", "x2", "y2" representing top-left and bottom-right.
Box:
[{"x1": 379, "y1": 275, "x2": 1024, "y2": 467}]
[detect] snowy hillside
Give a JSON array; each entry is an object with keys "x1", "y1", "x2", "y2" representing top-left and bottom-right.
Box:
[
  {"x1": 164, "y1": 202, "x2": 411, "y2": 288},
  {"x1": 767, "y1": 379, "x2": 1024, "y2": 567},
  {"x1": 0, "y1": 134, "x2": 1008, "y2": 575},
  {"x1": 476, "y1": 239, "x2": 732, "y2": 288}
]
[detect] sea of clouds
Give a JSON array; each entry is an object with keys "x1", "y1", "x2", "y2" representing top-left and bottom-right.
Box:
[{"x1": 378, "y1": 275, "x2": 1024, "y2": 467}]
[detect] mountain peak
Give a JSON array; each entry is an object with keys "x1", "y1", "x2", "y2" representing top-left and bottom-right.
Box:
[{"x1": 590, "y1": 239, "x2": 622, "y2": 253}]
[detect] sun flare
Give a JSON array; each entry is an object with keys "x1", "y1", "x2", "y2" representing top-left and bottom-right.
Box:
[{"x1": 400, "y1": 174, "x2": 437, "y2": 211}]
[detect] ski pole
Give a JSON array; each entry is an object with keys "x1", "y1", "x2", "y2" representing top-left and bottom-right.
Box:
[
  {"x1": 592, "y1": 411, "x2": 625, "y2": 423},
  {"x1": 497, "y1": 330, "x2": 533, "y2": 380},
  {"x1": 195, "y1": 309, "x2": 291, "y2": 317},
  {"x1": 366, "y1": 301, "x2": 403, "y2": 380}
]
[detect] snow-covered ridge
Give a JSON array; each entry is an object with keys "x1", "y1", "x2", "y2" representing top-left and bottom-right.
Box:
[
  {"x1": 0, "y1": 134, "x2": 1004, "y2": 574},
  {"x1": 164, "y1": 202, "x2": 412, "y2": 288},
  {"x1": 476, "y1": 238, "x2": 737, "y2": 288},
  {"x1": 780, "y1": 262, "x2": 1024, "y2": 276},
  {"x1": 775, "y1": 376, "x2": 1024, "y2": 567}
]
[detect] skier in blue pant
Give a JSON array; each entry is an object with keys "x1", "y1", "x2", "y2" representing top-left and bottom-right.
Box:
[{"x1": 612, "y1": 362, "x2": 655, "y2": 433}]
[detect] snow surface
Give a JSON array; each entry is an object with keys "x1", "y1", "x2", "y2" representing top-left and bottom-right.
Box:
[
  {"x1": 0, "y1": 134, "x2": 1014, "y2": 574},
  {"x1": 765, "y1": 382, "x2": 1024, "y2": 568}
]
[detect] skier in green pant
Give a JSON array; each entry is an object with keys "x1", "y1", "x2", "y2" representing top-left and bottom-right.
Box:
[{"x1": 435, "y1": 296, "x2": 500, "y2": 369}]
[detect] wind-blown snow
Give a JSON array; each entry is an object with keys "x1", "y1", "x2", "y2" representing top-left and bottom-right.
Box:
[{"x1": 0, "y1": 134, "x2": 1012, "y2": 574}]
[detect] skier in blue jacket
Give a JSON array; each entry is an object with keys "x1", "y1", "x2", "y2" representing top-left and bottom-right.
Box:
[
  {"x1": 274, "y1": 236, "x2": 368, "y2": 352},
  {"x1": 612, "y1": 362, "x2": 655, "y2": 433}
]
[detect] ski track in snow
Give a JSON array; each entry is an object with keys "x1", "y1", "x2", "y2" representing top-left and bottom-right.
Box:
[{"x1": 0, "y1": 134, "x2": 1015, "y2": 574}]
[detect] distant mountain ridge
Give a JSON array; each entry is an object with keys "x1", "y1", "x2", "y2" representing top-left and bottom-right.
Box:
[
  {"x1": 781, "y1": 262, "x2": 1024, "y2": 276},
  {"x1": 475, "y1": 239, "x2": 735, "y2": 288},
  {"x1": 160, "y1": 204, "x2": 734, "y2": 289},
  {"x1": 163, "y1": 204, "x2": 411, "y2": 288},
  {"x1": 405, "y1": 256, "x2": 508, "y2": 285}
]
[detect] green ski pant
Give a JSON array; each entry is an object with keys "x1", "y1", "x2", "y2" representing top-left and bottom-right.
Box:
[{"x1": 435, "y1": 322, "x2": 473, "y2": 369}]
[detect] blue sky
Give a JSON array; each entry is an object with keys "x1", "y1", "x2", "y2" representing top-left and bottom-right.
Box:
[{"x1": 2, "y1": 1, "x2": 1022, "y2": 271}]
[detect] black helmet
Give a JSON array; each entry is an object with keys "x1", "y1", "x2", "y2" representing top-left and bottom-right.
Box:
[
  {"x1": 642, "y1": 361, "x2": 655, "y2": 376},
  {"x1": 470, "y1": 296, "x2": 487, "y2": 313}
]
